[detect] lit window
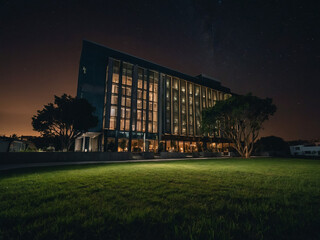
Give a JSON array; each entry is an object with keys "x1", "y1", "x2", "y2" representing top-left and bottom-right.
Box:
[
  {"x1": 137, "y1": 122, "x2": 142, "y2": 131},
  {"x1": 137, "y1": 90, "x2": 142, "y2": 99},
  {"x1": 122, "y1": 77, "x2": 127, "y2": 85},
  {"x1": 126, "y1": 108, "x2": 131, "y2": 118},
  {"x1": 121, "y1": 108, "x2": 125, "y2": 118},
  {"x1": 153, "y1": 122, "x2": 157, "y2": 132},
  {"x1": 127, "y1": 77, "x2": 132, "y2": 86},
  {"x1": 112, "y1": 84, "x2": 118, "y2": 93},
  {"x1": 149, "y1": 83, "x2": 154, "y2": 92},
  {"x1": 111, "y1": 95, "x2": 118, "y2": 105},
  {"x1": 109, "y1": 117, "x2": 116, "y2": 129},
  {"x1": 137, "y1": 110, "x2": 142, "y2": 120},
  {"x1": 137, "y1": 100, "x2": 142, "y2": 109},
  {"x1": 125, "y1": 120, "x2": 130, "y2": 130},
  {"x1": 110, "y1": 106, "x2": 117, "y2": 117},
  {"x1": 153, "y1": 111, "x2": 157, "y2": 120},
  {"x1": 126, "y1": 87, "x2": 131, "y2": 96},
  {"x1": 126, "y1": 98, "x2": 131, "y2": 107},
  {"x1": 120, "y1": 119, "x2": 125, "y2": 130},
  {"x1": 112, "y1": 74, "x2": 119, "y2": 83}
]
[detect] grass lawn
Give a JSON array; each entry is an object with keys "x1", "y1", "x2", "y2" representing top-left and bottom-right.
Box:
[{"x1": 0, "y1": 158, "x2": 320, "y2": 240}]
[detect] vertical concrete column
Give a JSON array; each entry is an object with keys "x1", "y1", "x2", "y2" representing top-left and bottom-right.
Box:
[
  {"x1": 158, "y1": 72, "x2": 164, "y2": 142},
  {"x1": 104, "y1": 58, "x2": 114, "y2": 152},
  {"x1": 193, "y1": 84, "x2": 196, "y2": 137},
  {"x1": 115, "y1": 61, "x2": 123, "y2": 151},
  {"x1": 129, "y1": 65, "x2": 138, "y2": 152},
  {"x1": 145, "y1": 70, "x2": 150, "y2": 152}
]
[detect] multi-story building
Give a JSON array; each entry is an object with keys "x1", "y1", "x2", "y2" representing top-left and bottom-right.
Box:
[{"x1": 75, "y1": 40, "x2": 233, "y2": 153}]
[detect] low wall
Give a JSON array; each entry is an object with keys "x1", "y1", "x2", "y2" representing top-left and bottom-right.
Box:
[
  {"x1": 0, "y1": 152, "x2": 133, "y2": 164},
  {"x1": 160, "y1": 152, "x2": 187, "y2": 159},
  {"x1": 200, "y1": 152, "x2": 220, "y2": 157},
  {"x1": 132, "y1": 152, "x2": 155, "y2": 160}
]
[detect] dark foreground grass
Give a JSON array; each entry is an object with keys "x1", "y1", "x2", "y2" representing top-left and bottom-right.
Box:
[{"x1": 0, "y1": 158, "x2": 320, "y2": 240}]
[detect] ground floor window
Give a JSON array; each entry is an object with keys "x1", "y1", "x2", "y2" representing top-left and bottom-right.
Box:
[
  {"x1": 185, "y1": 142, "x2": 191, "y2": 153},
  {"x1": 106, "y1": 138, "x2": 116, "y2": 152},
  {"x1": 162, "y1": 140, "x2": 231, "y2": 153},
  {"x1": 118, "y1": 138, "x2": 129, "y2": 152},
  {"x1": 179, "y1": 141, "x2": 184, "y2": 152},
  {"x1": 148, "y1": 140, "x2": 158, "y2": 152},
  {"x1": 131, "y1": 139, "x2": 144, "y2": 152},
  {"x1": 81, "y1": 133, "x2": 232, "y2": 153},
  {"x1": 207, "y1": 142, "x2": 216, "y2": 152}
]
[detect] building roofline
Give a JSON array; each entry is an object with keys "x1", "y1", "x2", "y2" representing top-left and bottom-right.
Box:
[
  {"x1": 82, "y1": 40, "x2": 231, "y2": 93},
  {"x1": 196, "y1": 74, "x2": 221, "y2": 83}
]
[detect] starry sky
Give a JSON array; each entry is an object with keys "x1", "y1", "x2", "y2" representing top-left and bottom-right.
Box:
[{"x1": 0, "y1": 0, "x2": 319, "y2": 140}]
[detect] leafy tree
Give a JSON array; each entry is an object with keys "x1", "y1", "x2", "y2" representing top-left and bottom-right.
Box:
[
  {"x1": 32, "y1": 94, "x2": 98, "y2": 151},
  {"x1": 202, "y1": 94, "x2": 276, "y2": 158}
]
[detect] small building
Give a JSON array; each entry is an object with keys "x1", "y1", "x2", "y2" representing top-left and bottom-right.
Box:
[
  {"x1": 0, "y1": 137, "x2": 27, "y2": 152},
  {"x1": 290, "y1": 145, "x2": 320, "y2": 157}
]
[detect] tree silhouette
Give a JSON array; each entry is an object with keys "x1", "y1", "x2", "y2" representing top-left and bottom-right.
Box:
[
  {"x1": 32, "y1": 94, "x2": 98, "y2": 151},
  {"x1": 202, "y1": 94, "x2": 276, "y2": 158}
]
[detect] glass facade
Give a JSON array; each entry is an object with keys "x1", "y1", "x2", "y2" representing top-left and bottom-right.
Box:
[
  {"x1": 148, "y1": 71, "x2": 158, "y2": 133},
  {"x1": 120, "y1": 62, "x2": 133, "y2": 131},
  {"x1": 180, "y1": 80, "x2": 187, "y2": 135},
  {"x1": 78, "y1": 42, "x2": 232, "y2": 153},
  {"x1": 188, "y1": 82, "x2": 194, "y2": 135},
  {"x1": 194, "y1": 85, "x2": 201, "y2": 135},
  {"x1": 165, "y1": 76, "x2": 171, "y2": 133},
  {"x1": 172, "y1": 77, "x2": 179, "y2": 135},
  {"x1": 109, "y1": 60, "x2": 120, "y2": 130},
  {"x1": 103, "y1": 60, "x2": 232, "y2": 152},
  {"x1": 136, "y1": 68, "x2": 147, "y2": 132}
]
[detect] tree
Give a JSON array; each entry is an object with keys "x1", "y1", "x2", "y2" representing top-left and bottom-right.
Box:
[
  {"x1": 202, "y1": 94, "x2": 276, "y2": 158},
  {"x1": 32, "y1": 94, "x2": 98, "y2": 151},
  {"x1": 10, "y1": 134, "x2": 19, "y2": 140}
]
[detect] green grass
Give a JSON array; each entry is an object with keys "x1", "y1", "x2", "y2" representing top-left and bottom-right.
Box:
[{"x1": 0, "y1": 158, "x2": 319, "y2": 240}]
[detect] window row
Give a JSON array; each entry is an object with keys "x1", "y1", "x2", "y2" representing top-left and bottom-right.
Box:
[{"x1": 164, "y1": 74, "x2": 230, "y2": 137}]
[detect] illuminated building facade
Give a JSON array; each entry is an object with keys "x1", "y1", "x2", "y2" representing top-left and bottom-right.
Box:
[{"x1": 76, "y1": 40, "x2": 232, "y2": 153}]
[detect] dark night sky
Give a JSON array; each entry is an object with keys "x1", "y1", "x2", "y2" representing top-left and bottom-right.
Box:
[{"x1": 0, "y1": 0, "x2": 319, "y2": 140}]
